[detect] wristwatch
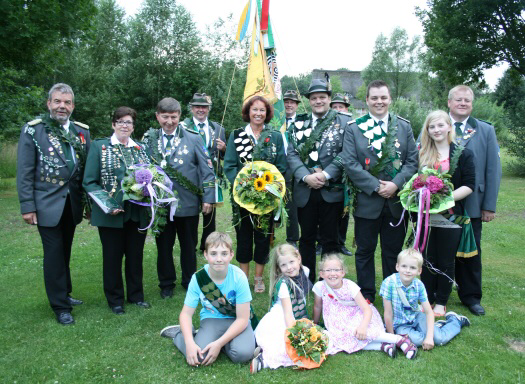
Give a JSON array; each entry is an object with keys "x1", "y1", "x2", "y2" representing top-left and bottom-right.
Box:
[{"x1": 374, "y1": 183, "x2": 380, "y2": 193}]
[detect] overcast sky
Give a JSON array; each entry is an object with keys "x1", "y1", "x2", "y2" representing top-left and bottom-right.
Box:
[{"x1": 116, "y1": 0, "x2": 506, "y2": 89}]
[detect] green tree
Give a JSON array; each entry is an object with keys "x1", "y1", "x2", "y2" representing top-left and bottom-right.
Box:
[
  {"x1": 494, "y1": 69, "x2": 525, "y2": 174},
  {"x1": 417, "y1": 0, "x2": 525, "y2": 86},
  {"x1": 390, "y1": 99, "x2": 433, "y2": 139},
  {"x1": 123, "y1": 0, "x2": 205, "y2": 137},
  {"x1": 0, "y1": 67, "x2": 46, "y2": 140},
  {"x1": 56, "y1": 0, "x2": 129, "y2": 138},
  {"x1": 200, "y1": 15, "x2": 248, "y2": 134},
  {"x1": 0, "y1": 0, "x2": 97, "y2": 82},
  {"x1": 0, "y1": 0, "x2": 97, "y2": 140},
  {"x1": 361, "y1": 27, "x2": 422, "y2": 100},
  {"x1": 281, "y1": 73, "x2": 312, "y2": 97},
  {"x1": 330, "y1": 76, "x2": 344, "y2": 94}
]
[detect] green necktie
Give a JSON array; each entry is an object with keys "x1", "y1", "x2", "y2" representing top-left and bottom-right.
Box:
[
  {"x1": 61, "y1": 127, "x2": 74, "y2": 173},
  {"x1": 165, "y1": 134, "x2": 174, "y2": 152},
  {"x1": 198, "y1": 123, "x2": 207, "y2": 146},
  {"x1": 454, "y1": 122, "x2": 463, "y2": 138},
  {"x1": 378, "y1": 120, "x2": 387, "y2": 138}
]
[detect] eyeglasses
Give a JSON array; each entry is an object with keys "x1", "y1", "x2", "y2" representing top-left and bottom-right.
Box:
[
  {"x1": 321, "y1": 268, "x2": 343, "y2": 273},
  {"x1": 116, "y1": 120, "x2": 133, "y2": 126}
]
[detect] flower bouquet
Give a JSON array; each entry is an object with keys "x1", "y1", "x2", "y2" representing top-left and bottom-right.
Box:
[
  {"x1": 398, "y1": 168, "x2": 455, "y2": 214},
  {"x1": 285, "y1": 319, "x2": 328, "y2": 369},
  {"x1": 233, "y1": 161, "x2": 286, "y2": 232},
  {"x1": 398, "y1": 168, "x2": 455, "y2": 251},
  {"x1": 121, "y1": 164, "x2": 178, "y2": 235}
]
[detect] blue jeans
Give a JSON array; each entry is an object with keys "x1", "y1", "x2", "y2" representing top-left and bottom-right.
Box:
[{"x1": 394, "y1": 312, "x2": 461, "y2": 347}]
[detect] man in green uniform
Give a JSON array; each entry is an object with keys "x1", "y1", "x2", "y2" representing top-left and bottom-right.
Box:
[
  {"x1": 17, "y1": 83, "x2": 91, "y2": 325},
  {"x1": 143, "y1": 98, "x2": 216, "y2": 298},
  {"x1": 181, "y1": 93, "x2": 226, "y2": 252}
]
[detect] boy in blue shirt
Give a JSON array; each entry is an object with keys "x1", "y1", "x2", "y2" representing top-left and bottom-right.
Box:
[
  {"x1": 160, "y1": 232, "x2": 256, "y2": 366},
  {"x1": 380, "y1": 248, "x2": 470, "y2": 352}
]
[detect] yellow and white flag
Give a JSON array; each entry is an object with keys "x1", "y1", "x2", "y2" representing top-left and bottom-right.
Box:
[{"x1": 243, "y1": 11, "x2": 277, "y2": 104}]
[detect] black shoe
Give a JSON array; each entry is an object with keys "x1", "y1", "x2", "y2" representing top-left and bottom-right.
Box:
[
  {"x1": 111, "y1": 306, "x2": 125, "y2": 315},
  {"x1": 316, "y1": 244, "x2": 322, "y2": 255},
  {"x1": 134, "y1": 301, "x2": 151, "y2": 309},
  {"x1": 468, "y1": 303, "x2": 485, "y2": 316},
  {"x1": 160, "y1": 288, "x2": 174, "y2": 299},
  {"x1": 340, "y1": 246, "x2": 353, "y2": 256},
  {"x1": 68, "y1": 296, "x2": 84, "y2": 305},
  {"x1": 56, "y1": 312, "x2": 75, "y2": 325}
]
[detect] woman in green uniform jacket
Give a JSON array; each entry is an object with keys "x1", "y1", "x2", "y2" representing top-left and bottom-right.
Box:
[
  {"x1": 223, "y1": 96, "x2": 287, "y2": 293},
  {"x1": 83, "y1": 106, "x2": 151, "y2": 315}
]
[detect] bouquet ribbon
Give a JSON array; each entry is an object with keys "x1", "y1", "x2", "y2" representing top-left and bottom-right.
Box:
[
  {"x1": 138, "y1": 181, "x2": 178, "y2": 231},
  {"x1": 412, "y1": 187, "x2": 431, "y2": 252}
]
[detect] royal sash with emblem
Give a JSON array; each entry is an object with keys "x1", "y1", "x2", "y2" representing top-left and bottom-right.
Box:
[{"x1": 195, "y1": 268, "x2": 259, "y2": 329}]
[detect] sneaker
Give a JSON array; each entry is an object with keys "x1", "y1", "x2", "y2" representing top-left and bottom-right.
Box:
[
  {"x1": 250, "y1": 347, "x2": 264, "y2": 374},
  {"x1": 435, "y1": 320, "x2": 447, "y2": 328},
  {"x1": 160, "y1": 325, "x2": 181, "y2": 339},
  {"x1": 445, "y1": 311, "x2": 471, "y2": 328}
]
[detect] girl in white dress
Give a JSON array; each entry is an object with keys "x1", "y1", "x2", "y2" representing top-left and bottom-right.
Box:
[
  {"x1": 312, "y1": 254, "x2": 417, "y2": 359},
  {"x1": 250, "y1": 244, "x2": 313, "y2": 373}
]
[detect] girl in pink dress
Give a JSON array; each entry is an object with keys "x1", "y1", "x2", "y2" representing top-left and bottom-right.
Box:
[{"x1": 313, "y1": 254, "x2": 417, "y2": 359}]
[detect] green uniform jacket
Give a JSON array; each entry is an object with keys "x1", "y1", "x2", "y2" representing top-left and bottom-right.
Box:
[
  {"x1": 83, "y1": 137, "x2": 150, "y2": 228},
  {"x1": 223, "y1": 125, "x2": 287, "y2": 184},
  {"x1": 17, "y1": 116, "x2": 91, "y2": 227}
]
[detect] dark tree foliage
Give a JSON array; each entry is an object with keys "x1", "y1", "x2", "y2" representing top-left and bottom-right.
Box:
[
  {"x1": 281, "y1": 73, "x2": 312, "y2": 98},
  {"x1": 0, "y1": 0, "x2": 97, "y2": 81},
  {"x1": 418, "y1": 0, "x2": 525, "y2": 86},
  {"x1": 494, "y1": 69, "x2": 525, "y2": 171}
]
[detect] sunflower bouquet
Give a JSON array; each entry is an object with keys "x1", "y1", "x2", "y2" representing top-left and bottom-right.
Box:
[
  {"x1": 285, "y1": 319, "x2": 328, "y2": 369},
  {"x1": 233, "y1": 161, "x2": 286, "y2": 232},
  {"x1": 121, "y1": 164, "x2": 178, "y2": 235}
]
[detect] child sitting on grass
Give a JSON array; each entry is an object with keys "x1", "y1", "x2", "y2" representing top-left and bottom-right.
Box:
[
  {"x1": 160, "y1": 231, "x2": 256, "y2": 366},
  {"x1": 312, "y1": 254, "x2": 417, "y2": 359},
  {"x1": 250, "y1": 244, "x2": 312, "y2": 373},
  {"x1": 380, "y1": 248, "x2": 471, "y2": 351}
]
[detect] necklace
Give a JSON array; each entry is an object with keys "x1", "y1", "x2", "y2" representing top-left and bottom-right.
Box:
[
  {"x1": 117, "y1": 142, "x2": 132, "y2": 169},
  {"x1": 251, "y1": 125, "x2": 263, "y2": 140}
]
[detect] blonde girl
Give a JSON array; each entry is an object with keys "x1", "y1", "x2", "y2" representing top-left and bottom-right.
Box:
[
  {"x1": 313, "y1": 254, "x2": 417, "y2": 359},
  {"x1": 418, "y1": 110, "x2": 475, "y2": 317},
  {"x1": 250, "y1": 244, "x2": 313, "y2": 373}
]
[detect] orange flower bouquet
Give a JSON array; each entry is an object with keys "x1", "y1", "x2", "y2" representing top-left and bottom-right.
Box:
[{"x1": 285, "y1": 319, "x2": 328, "y2": 369}]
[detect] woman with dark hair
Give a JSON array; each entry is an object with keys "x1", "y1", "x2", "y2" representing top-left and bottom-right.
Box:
[
  {"x1": 224, "y1": 96, "x2": 287, "y2": 293},
  {"x1": 83, "y1": 107, "x2": 152, "y2": 314}
]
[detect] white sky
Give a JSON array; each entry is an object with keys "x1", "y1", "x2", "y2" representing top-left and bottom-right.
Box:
[{"x1": 116, "y1": 0, "x2": 506, "y2": 89}]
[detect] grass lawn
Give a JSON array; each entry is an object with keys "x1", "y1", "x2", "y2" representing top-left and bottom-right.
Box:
[{"x1": 1, "y1": 169, "x2": 524, "y2": 383}]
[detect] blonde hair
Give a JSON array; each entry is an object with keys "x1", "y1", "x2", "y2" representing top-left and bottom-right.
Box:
[
  {"x1": 319, "y1": 253, "x2": 346, "y2": 273},
  {"x1": 204, "y1": 231, "x2": 233, "y2": 252},
  {"x1": 397, "y1": 248, "x2": 424, "y2": 269},
  {"x1": 268, "y1": 244, "x2": 302, "y2": 300},
  {"x1": 419, "y1": 110, "x2": 455, "y2": 170},
  {"x1": 448, "y1": 85, "x2": 474, "y2": 101}
]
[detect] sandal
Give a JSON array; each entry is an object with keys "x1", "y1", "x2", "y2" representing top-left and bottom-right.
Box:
[
  {"x1": 396, "y1": 334, "x2": 418, "y2": 360},
  {"x1": 380, "y1": 342, "x2": 397, "y2": 358},
  {"x1": 254, "y1": 277, "x2": 265, "y2": 293}
]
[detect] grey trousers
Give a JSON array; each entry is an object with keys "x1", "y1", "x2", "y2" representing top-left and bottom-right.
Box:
[{"x1": 173, "y1": 318, "x2": 255, "y2": 363}]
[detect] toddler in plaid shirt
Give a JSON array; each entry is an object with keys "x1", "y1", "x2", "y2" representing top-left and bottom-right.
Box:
[{"x1": 380, "y1": 249, "x2": 471, "y2": 351}]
